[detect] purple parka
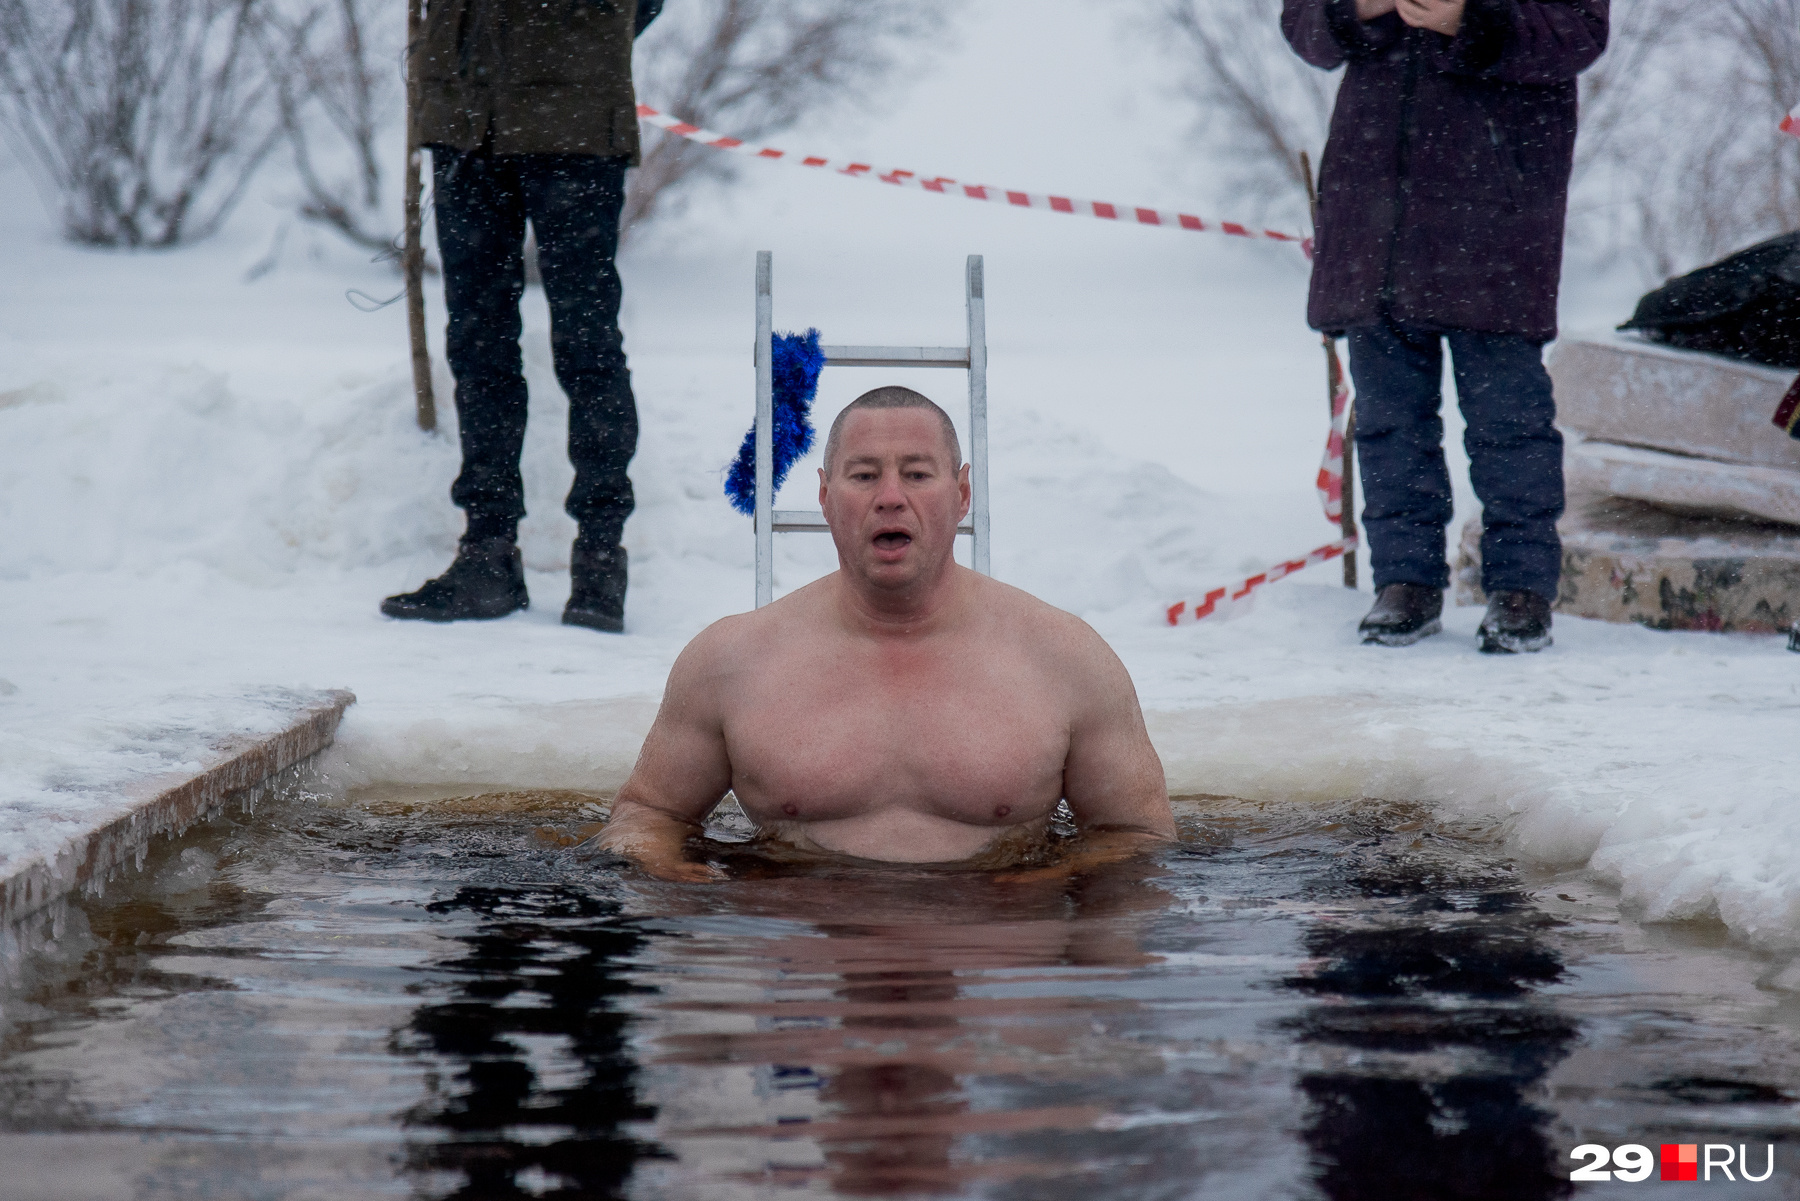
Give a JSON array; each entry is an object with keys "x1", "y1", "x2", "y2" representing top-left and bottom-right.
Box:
[{"x1": 1283, "y1": 0, "x2": 1609, "y2": 342}]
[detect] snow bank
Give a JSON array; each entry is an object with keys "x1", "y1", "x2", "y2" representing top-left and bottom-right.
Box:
[
  {"x1": 0, "y1": 288, "x2": 1273, "y2": 876},
  {"x1": 0, "y1": 355, "x2": 462, "y2": 582},
  {"x1": 7, "y1": 311, "x2": 1800, "y2": 953},
  {"x1": 316, "y1": 697, "x2": 661, "y2": 795},
  {"x1": 3, "y1": 0, "x2": 1798, "y2": 960}
]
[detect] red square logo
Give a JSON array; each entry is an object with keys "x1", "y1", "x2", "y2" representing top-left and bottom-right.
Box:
[{"x1": 1661, "y1": 1144, "x2": 1698, "y2": 1182}]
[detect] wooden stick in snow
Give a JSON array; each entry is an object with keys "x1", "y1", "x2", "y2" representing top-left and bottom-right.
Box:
[
  {"x1": 1301, "y1": 151, "x2": 1357, "y2": 590},
  {"x1": 403, "y1": 0, "x2": 436, "y2": 432}
]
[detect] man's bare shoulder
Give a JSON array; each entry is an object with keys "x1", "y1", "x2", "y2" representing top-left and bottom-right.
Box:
[
  {"x1": 964, "y1": 571, "x2": 1122, "y2": 671},
  {"x1": 677, "y1": 575, "x2": 837, "y2": 668},
  {"x1": 674, "y1": 608, "x2": 766, "y2": 675}
]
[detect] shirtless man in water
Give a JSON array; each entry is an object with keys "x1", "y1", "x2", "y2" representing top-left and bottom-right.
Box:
[{"x1": 595, "y1": 386, "x2": 1176, "y2": 881}]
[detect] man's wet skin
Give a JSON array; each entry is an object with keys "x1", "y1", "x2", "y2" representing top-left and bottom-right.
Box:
[{"x1": 595, "y1": 389, "x2": 1176, "y2": 881}]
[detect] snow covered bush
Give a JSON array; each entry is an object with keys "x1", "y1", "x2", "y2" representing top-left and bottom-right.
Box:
[
  {"x1": 0, "y1": 0, "x2": 950, "y2": 254},
  {"x1": 0, "y1": 0, "x2": 286, "y2": 247}
]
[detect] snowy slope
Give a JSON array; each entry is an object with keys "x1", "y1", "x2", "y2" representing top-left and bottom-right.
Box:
[{"x1": 5, "y1": 0, "x2": 1800, "y2": 958}]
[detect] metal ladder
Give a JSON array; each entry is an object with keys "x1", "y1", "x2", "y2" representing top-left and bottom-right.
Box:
[{"x1": 752, "y1": 251, "x2": 990, "y2": 608}]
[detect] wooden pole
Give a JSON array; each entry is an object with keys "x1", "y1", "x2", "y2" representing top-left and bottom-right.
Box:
[
  {"x1": 403, "y1": 0, "x2": 436, "y2": 432},
  {"x1": 1301, "y1": 152, "x2": 1356, "y2": 589},
  {"x1": 1328, "y1": 340, "x2": 1358, "y2": 588}
]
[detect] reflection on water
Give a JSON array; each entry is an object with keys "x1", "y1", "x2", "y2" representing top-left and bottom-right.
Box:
[
  {"x1": 624, "y1": 862, "x2": 1205, "y2": 1198},
  {"x1": 1287, "y1": 864, "x2": 1579, "y2": 1201},
  {"x1": 401, "y1": 886, "x2": 660, "y2": 1199},
  {"x1": 2, "y1": 790, "x2": 1800, "y2": 1199}
]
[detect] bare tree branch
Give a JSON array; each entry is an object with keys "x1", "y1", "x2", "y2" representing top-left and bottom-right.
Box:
[
  {"x1": 0, "y1": 0, "x2": 950, "y2": 253},
  {"x1": 624, "y1": 0, "x2": 950, "y2": 235},
  {"x1": 0, "y1": 0, "x2": 286, "y2": 247},
  {"x1": 258, "y1": 0, "x2": 402, "y2": 258},
  {"x1": 1136, "y1": 0, "x2": 1338, "y2": 231},
  {"x1": 1574, "y1": 0, "x2": 1798, "y2": 278},
  {"x1": 1137, "y1": 0, "x2": 1800, "y2": 285}
]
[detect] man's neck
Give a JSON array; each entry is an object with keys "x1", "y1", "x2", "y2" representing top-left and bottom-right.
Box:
[{"x1": 833, "y1": 563, "x2": 968, "y2": 638}]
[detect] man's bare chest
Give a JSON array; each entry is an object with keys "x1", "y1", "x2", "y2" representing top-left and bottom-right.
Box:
[{"x1": 722, "y1": 653, "x2": 1069, "y2": 826}]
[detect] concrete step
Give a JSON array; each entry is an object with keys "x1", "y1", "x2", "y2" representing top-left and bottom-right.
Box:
[
  {"x1": 1567, "y1": 436, "x2": 1800, "y2": 527},
  {"x1": 1454, "y1": 491, "x2": 1800, "y2": 634},
  {"x1": 1550, "y1": 334, "x2": 1800, "y2": 472}
]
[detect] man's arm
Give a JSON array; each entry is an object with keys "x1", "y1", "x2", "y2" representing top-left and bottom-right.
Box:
[
  {"x1": 1397, "y1": 0, "x2": 1460, "y2": 34},
  {"x1": 1001, "y1": 622, "x2": 1175, "y2": 883},
  {"x1": 1061, "y1": 625, "x2": 1174, "y2": 843},
  {"x1": 1431, "y1": 0, "x2": 1608, "y2": 82},
  {"x1": 1283, "y1": 0, "x2": 1406, "y2": 70},
  {"x1": 590, "y1": 624, "x2": 737, "y2": 882}
]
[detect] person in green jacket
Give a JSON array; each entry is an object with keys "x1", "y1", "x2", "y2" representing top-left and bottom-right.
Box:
[{"x1": 383, "y1": 0, "x2": 665, "y2": 632}]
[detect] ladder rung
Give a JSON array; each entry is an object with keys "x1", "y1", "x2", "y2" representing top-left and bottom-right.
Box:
[
  {"x1": 771, "y1": 509, "x2": 974, "y2": 535},
  {"x1": 771, "y1": 509, "x2": 830, "y2": 532},
  {"x1": 820, "y1": 345, "x2": 969, "y2": 368}
]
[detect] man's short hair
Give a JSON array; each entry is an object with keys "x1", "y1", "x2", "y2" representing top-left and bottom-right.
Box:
[{"x1": 822, "y1": 387, "x2": 962, "y2": 476}]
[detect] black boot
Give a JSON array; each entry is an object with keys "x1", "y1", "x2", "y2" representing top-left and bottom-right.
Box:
[
  {"x1": 381, "y1": 537, "x2": 529, "y2": 622},
  {"x1": 1358, "y1": 583, "x2": 1444, "y2": 647},
  {"x1": 564, "y1": 538, "x2": 626, "y2": 633},
  {"x1": 1477, "y1": 590, "x2": 1553, "y2": 654}
]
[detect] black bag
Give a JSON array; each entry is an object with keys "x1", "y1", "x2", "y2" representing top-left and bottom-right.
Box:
[{"x1": 1619, "y1": 232, "x2": 1800, "y2": 369}]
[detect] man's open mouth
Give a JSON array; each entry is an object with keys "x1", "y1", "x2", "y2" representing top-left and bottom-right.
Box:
[{"x1": 873, "y1": 531, "x2": 912, "y2": 551}]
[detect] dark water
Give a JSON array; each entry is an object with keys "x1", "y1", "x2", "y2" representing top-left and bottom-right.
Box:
[{"x1": 3, "y1": 786, "x2": 1800, "y2": 1200}]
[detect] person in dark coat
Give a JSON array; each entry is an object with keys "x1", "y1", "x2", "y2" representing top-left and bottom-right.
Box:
[
  {"x1": 1283, "y1": 0, "x2": 1608, "y2": 652},
  {"x1": 383, "y1": 0, "x2": 665, "y2": 633}
]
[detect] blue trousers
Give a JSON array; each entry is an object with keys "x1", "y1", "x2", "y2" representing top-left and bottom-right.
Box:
[
  {"x1": 1347, "y1": 318, "x2": 1564, "y2": 598},
  {"x1": 433, "y1": 151, "x2": 636, "y2": 545}
]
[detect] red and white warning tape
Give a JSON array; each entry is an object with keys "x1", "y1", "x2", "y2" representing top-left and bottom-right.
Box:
[
  {"x1": 636, "y1": 104, "x2": 1312, "y2": 255},
  {"x1": 1164, "y1": 537, "x2": 1359, "y2": 625},
  {"x1": 1165, "y1": 370, "x2": 1357, "y2": 626},
  {"x1": 1316, "y1": 368, "x2": 1350, "y2": 526},
  {"x1": 1783, "y1": 101, "x2": 1800, "y2": 139},
  {"x1": 635, "y1": 101, "x2": 1346, "y2": 622}
]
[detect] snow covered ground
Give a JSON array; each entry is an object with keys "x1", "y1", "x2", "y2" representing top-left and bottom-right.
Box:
[{"x1": 5, "y1": 0, "x2": 1800, "y2": 960}]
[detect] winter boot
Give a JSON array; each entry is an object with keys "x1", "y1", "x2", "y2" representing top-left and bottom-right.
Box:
[
  {"x1": 1358, "y1": 583, "x2": 1444, "y2": 647},
  {"x1": 1789, "y1": 620, "x2": 1799, "y2": 654},
  {"x1": 564, "y1": 538, "x2": 627, "y2": 633},
  {"x1": 1477, "y1": 590, "x2": 1553, "y2": 654},
  {"x1": 381, "y1": 537, "x2": 529, "y2": 622}
]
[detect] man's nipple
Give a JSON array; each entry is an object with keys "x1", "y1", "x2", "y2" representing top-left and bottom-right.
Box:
[
  {"x1": 782, "y1": 803, "x2": 799, "y2": 817},
  {"x1": 994, "y1": 805, "x2": 1012, "y2": 818}
]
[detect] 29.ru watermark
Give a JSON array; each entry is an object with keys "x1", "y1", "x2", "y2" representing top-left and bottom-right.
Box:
[{"x1": 1570, "y1": 1144, "x2": 1776, "y2": 1183}]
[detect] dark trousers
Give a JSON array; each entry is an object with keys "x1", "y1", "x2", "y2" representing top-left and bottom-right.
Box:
[
  {"x1": 433, "y1": 151, "x2": 636, "y2": 546},
  {"x1": 1347, "y1": 317, "x2": 1564, "y2": 598}
]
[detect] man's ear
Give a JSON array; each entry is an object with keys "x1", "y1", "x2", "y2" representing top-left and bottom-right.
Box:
[
  {"x1": 818, "y1": 465, "x2": 828, "y2": 507},
  {"x1": 958, "y1": 462, "x2": 972, "y2": 519}
]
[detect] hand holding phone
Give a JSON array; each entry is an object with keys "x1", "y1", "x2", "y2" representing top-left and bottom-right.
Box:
[{"x1": 1397, "y1": 0, "x2": 1465, "y2": 35}]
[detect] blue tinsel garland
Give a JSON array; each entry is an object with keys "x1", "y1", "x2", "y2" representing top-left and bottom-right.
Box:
[{"x1": 725, "y1": 329, "x2": 826, "y2": 516}]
